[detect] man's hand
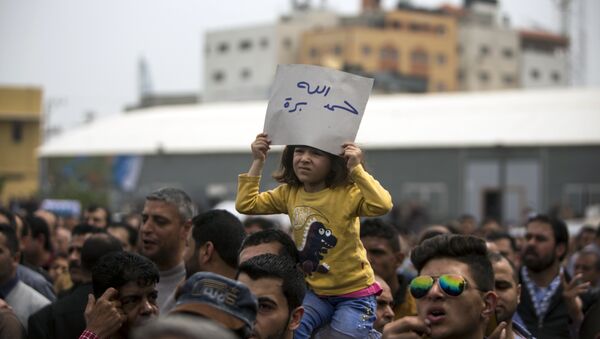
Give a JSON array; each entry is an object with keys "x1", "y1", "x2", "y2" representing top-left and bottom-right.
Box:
[
  {"x1": 84, "y1": 288, "x2": 125, "y2": 339},
  {"x1": 561, "y1": 272, "x2": 588, "y2": 326},
  {"x1": 487, "y1": 321, "x2": 508, "y2": 339},
  {"x1": 382, "y1": 316, "x2": 431, "y2": 339}
]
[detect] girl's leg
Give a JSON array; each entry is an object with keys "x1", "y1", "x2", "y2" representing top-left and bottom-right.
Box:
[
  {"x1": 294, "y1": 290, "x2": 334, "y2": 339},
  {"x1": 328, "y1": 295, "x2": 378, "y2": 338}
]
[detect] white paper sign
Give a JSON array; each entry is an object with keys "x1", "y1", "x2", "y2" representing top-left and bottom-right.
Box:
[{"x1": 264, "y1": 64, "x2": 374, "y2": 155}]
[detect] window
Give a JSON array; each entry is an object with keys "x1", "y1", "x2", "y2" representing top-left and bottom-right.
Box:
[
  {"x1": 435, "y1": 25, "x2": 446, "y2": 35},
  {"x1": 379, "y1": 45, "x2": 399, "y2": 71},
  {"x1": 480, "y1": 45, "x2": 490, "y2": 57},
  {"x1": 260, "y1": 38, "x2": 269, "y2": 49},
  {"x1": 551, "y1": 71, "x2": 561, "y2": 83},
  {"x1": 563, "y1": 184, "x2": 600, "y2": 217},
  {"x1": 392, "y1": 20, "x2": 403, "y2": 29},
  {"x1": 479, "y1": 71, "x2": 489, "y2": 83},
  {"x1": 309, "y1": 47, "x2": 319, "y2": 58},
  {"x1": 282, "y1": 37, "x2": 292, "y2": 49},
  {"x1": 240, "y1": 68, "x2": 251, "y2": 80},
  {"x1": 11, "y1": 121, "x2": 23, "y2": 143},
  {"x1": 239, "y1": 39, "x2": 252, "y2": 51},
  {"x1": 411, "y1": 50, "x2": 428, "y2": 65},
  {"x1": 530, "y1": 69, "x2": 540, "y2": 80},
  {"x1": 212, "y1": 71, "x2": 225, "y2": 83},
  {"x1": 436, "y1": 53, "x2": 446, "y2": 65},
  {"x1": 362, "y1": 45, "x2": 371, "y2": 56},
  {"x1": 503, "y1": 74, "x2": 514, "y2": 85},
  {"x1": 436, "y1": 82, "x2": 447, "y2": 91},
  {"x1": 217, "y1": 42, "x2": 229, "y2": 53},
  {"x1": 333, "y1": 45, "x2": 343, "y2": 55},
  {"x1": 502, "y1": 48, "x2": 513, "y2": 58}
]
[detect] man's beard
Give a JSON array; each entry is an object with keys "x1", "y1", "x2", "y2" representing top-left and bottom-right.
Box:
[{"x1": 522, "y1": 247, "x2": 556, "y2": 272}]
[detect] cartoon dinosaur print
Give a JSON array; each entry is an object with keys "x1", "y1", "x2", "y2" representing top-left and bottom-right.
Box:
[{"x1": 299, "y1": 221, "x2": 337, "y2": 274}]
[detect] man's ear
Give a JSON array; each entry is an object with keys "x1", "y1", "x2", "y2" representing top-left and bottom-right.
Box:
[
  {"x1": 288, "y1": 306, "x2": 304, "y2": 331},
  {"x1": 200, "y1": 241, "x2": 215, "y2": 264},
  {"x1": 517, "y1": 283, "x2": 521, "y2": 304},
  {"x1": 481, "y1": 291, "x2": 498, "y2": 320}
]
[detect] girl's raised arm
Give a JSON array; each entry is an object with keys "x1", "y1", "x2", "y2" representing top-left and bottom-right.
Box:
[{"x1": 248, "y1": 133, "x2": 271, "y2": 177}]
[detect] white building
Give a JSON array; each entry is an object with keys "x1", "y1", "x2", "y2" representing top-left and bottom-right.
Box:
[
  {"x1": 519, "y1": 30, "x2": 569, "y2": 89},
  {"x1": 203, "y1": 7, "x2": 339, "y2": 102},
  {"x1": 454, "y1": 0, "x2": 520, "y2": 91}
]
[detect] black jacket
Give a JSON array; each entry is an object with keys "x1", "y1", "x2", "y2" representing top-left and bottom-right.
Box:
[
  {"x1": 517, "y1": 270, "x2": 571, "y2": 339},
  {"x1": 27, "y1": 283, "x2": 92, "y2": 339}
]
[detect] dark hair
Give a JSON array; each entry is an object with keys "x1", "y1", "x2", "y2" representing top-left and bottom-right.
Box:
[
  {"x1": 107, "y1": 222, "x2": 138, "y2": 248},
  {"x1": 237, "y1": 254, "x2": 305, "y2": 311},
  {"x1": 92, "y1": 251, "x2": 159, "y2": 299},
  {"x1": 0, "y1": 224, "x2": 19, "y2": 255},
  {"x1": 24, "y1": 215, "x2": 53, "y2": 252},
  {"x1": 0, "y1": 209, "x2": 16, "y2": 228},
  {"x1": 272, "y1": 145, "x2": 350, "y2": 188},
  {"x1": 360, "y1": 218, "x2": 400, "y2": 253},
  {"x1": 243, "y1": 217, "x2": 277, "y2": 232},
  {"x1": 81, "y1": 234, "x2": 123, "y2": 272},
  {"x1": 191, "y1": 210, "x2": 246, "y2": 269},
  {"x1": 85, "y1": 205, "x2": 112, "y2": 225},
  {"x1": 526, "y1": 214, "x2": 569, "y2": 260},
  {"x1": 72, "y1": 223, "x2": 105, "y2": 237},
  {"x1": 485, "y1": 231, "x2": 517, "y2": 252},
  {"x1": 487, "y1": 251, "x2": 519, "y2": 283},
  {"x1": 239, "y1": 229, "x2": 299, "y2": 263},
  {"x1": 418, "y1": 226, "x2": 451, "y2": 245},
  {"x1": 411, "y1": 234, "x2": 494, "y2": 292}
]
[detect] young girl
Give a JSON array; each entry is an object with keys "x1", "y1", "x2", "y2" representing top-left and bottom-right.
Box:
[{"x1": 236, "y1": 133, "x2": 393, "y2": 338}]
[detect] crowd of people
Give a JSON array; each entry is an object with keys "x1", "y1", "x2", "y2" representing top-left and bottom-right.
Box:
[
  {"x1": 1, "y1": 189, "x2": 599, "y2": 339},
  {"x1": 0, "y1": 137, "x2": 598, "y2": 339}
]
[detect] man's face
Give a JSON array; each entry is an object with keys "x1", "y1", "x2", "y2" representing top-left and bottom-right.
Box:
[
  {"x1": 574, "y1": 253, "x2": 600, "y2": 286},
  {"x1": 0, "y1": 234, "x2": 17, "y2": 284},
  {"x1": 68, "y1": 234, "x2": 89, "y2": 283},
  {"x1": 107, "y1": 227, "x2": 132, "y2": 252},
  {"x1": 491, "y1": 238, "x2": 518, "y2": 266},
  {"x1": 239, "y1": 242, "x2": 283, "y2": 264},
  {"x1": 492, "y1": 259, "x2": 520, "y2": 323},
  {"x1": 140, "y1": 200, "x2": 189, "y2": 269},
  {"x1": 522, "y1": 221, "x2": 561, "y2": 272},
  {"x1": 416, "y1": 258, "x2": 493, "y2": 339},
  {"x1": 85, "y1": 208, "x2": 108, "y2": 228},
  {"x1": 361, "y1": 236, "x2": 400, "y2": 284},
  {"x1": 117, "y1": 281, "x2": 159, "y2": 335},
  {"x1": 374, "y1": 279, "x2": 394, "y2": 332},
  {"x1": 238, "y1": 273, "x2": 292, "y2": 339}
]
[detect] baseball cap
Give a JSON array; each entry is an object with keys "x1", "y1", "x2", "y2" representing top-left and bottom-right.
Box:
[{"x1": 171, "y1": 272, "x2": 257, "y2": 332}]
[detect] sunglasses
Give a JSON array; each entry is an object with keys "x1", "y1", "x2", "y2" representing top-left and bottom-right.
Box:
[{"x1": 409, "y1": 274, "x2": 470, "y2": 299}]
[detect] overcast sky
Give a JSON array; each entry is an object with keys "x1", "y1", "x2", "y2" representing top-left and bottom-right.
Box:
[{"x1": 0, "y1": 0, "x2": 597, "y2": 134}]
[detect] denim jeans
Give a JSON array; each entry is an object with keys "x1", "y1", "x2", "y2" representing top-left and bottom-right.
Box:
[{"x1": 294, "y1": 290, "x2": 378, "y2": 339}]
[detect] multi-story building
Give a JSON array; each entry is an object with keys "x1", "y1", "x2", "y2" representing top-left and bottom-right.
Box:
[
  {"x1": 448, "y1": 0, "x2": 520, "y2": 91},
  {"x1": 0, "y1": 86, "x2": 42, "y2": 205},
  {"x1": 299, "y1": 3, "x2": 458, "y2": 93},
  {"x1": 519, "y1": 30, "x2": 569, "y2": 88},
  {"x1": 203, "y1": 6, "x2": 339, "y2": 102}
]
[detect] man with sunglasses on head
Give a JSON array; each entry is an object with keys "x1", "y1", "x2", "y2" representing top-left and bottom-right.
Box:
[{"x1": 383, "y1": 234, "x2": 500, "y2": 339}]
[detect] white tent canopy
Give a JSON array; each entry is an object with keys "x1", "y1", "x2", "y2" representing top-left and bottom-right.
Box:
[{"x1": 38, "y1": 87, "x2": 600, "y2": 157}]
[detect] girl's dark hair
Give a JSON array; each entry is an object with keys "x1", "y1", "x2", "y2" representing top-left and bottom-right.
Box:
[{"x1": 272, "y1": 145, "x2": 350, "y2": 188}]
